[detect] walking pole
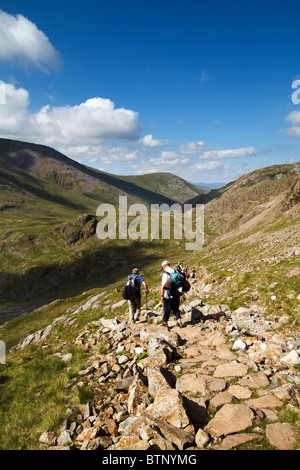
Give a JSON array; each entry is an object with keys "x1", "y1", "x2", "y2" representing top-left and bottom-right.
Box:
[{"x1": 146, "y1": 292, "x2": 148, "y2": 310}]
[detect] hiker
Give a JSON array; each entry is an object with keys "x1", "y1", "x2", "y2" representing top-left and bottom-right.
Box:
[
  {"x1": 126, "y1": 268, "x2": 149, "y2": 324},
  {"x1": 161, "y1": 260, "x2": 183, "y2": 329},
  {"x1": 190, "y1": 269, "x2": 196, "y2": 279},
  {"x1": 175, "y1": 261, "x2": 182, "y2": 273}
]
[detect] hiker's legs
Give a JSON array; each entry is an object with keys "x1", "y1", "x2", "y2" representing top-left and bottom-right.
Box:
[
  {"x1": 128, "y1": 297, "x2": 141, "y2": 323},
  {"x1": 133, "y1": 297, "x2": 141, "y2": 321},
  {"x1": 171, "y1": 297, "x2": 181, "y2": 321},
  {"x1": 163, "y1": 298, "x2": 172, "y2": 324},
  {"x1": 128, "y1": 299, "x2": 135, "y2": 323}
]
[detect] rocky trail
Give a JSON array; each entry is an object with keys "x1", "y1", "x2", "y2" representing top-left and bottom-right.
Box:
[{"x1": 22, "y1": 278, "x2": 300, "y2": 451}]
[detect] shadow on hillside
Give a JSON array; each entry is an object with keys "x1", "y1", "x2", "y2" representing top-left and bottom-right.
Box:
[
  {"x1": 0, "y1": 163, "x2": 91, "y2": 213},
  {"x1": 0, "y1": 239, "x2": 165, "y2": 324},
  {"x1": 85, "y1": 166, "x2": 180, "y2": 206},
  {"x1": 1, "y1": 138, "x2": 180, "y2": 207}
]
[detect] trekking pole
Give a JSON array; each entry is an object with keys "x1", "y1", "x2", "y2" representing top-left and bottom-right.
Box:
[{"x1": 146, "y1": 292, "x2": 148, "y2": 310}]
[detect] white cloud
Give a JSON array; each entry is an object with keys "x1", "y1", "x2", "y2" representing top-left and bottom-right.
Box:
[
  {"x1": 138, "y1": 134, "x2": 164, "y2": 148},
  {"x1": 55, "y1": 144, "x2": 140, "y2": 168},
  {"x1": 98, "y1": 146, "x2": 139, "y2": 165},
  {"x1": 0, "y1": 83, "x2": 140, "y2": 154},
  {"x1": 160, "y1": 151, "x2": 181, "y2": 161},
  {"x1": 196, "y1": 160, "x2": 223, "y2": 170},
  {"x1": 0, "y1": 10, "x2": 61, "y2": 71},
  {"x1": 136, "y1": 150, "x2": 190, "y2": 172},
  {"x1": 179, "y1": 141, "x2": 205, "y2": 155},
  {"x1": 0, "y1": 83, "x2": 29, "y2": 134},
  {"x1": 199, "y1": 147, "x2": 257, "y2": 160},
  {"x1": 151, "y1": 151, "x2": 189, "y2": 166},
  {"x1": 284, "y1": 111, "x2": 300, "y2": 139},
  {"x1": 285, "y1": 111, "x2": 300, "y2": 125},
  {"x1": 286, "y1": 127, "x2": 300, "y2": 139},
  {"x1": 32, "y1": 98, "x2": 139, "y2": 145},
  {"x1": 193, "y1": 160, "x2": 247, "y2": 184},
  {"x1": 136, "y1": 156, "x2": 246, "y2": 184}
]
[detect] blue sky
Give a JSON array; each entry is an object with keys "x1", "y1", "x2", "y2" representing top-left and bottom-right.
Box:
[{"x1": 0, "y1": 0, "x2": 299, "y2": 184}]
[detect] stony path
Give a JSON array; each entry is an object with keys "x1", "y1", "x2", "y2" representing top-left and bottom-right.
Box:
[{"x1": 38, "y1": 294, "x2": 300, "y2": 451}]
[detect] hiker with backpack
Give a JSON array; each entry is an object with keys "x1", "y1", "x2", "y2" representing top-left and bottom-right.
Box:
[
  {"x1": 161, "y1": 260, "x2": 184, "y2": 329},
  {"x1": 175, "y1": 262, "x2": 182, "y2": 274},
  {"x1": 123, "y1": 268, "x2": 149, "y2": 324},
  {"x1": 190, "y1": 269, "x2": 196, "y2": 279}
]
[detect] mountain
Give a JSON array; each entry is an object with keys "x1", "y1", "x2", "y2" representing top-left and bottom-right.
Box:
[
  {"x1": 0, "y1": 137, "x2": 299, "y2": 314},
  {"x1": 192, "y1": 181, "x2": 225, "y2": 189},
  {"x1": 0, "y1": 138, "x2": 205, "y2": 206},
  {"x1": 187, "y1": 162, "x2": 300, "y2": 238},
  {"x1": 0, "y1": 138, "x2": 206, "y2": 310},
  {"x1": 185, "y1": 161, "x2": 300, "y2": 318},
  {"x1": 0, "y1": 153, "x2": 299, "y2": 450},
  {"x1": 116, "y1": 173, "x2": 210, "y2": 203}
]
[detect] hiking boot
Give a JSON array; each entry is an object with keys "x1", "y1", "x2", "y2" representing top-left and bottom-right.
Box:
[{"x1": 176, "y1": 319, "x2": 183, "y2": 328}]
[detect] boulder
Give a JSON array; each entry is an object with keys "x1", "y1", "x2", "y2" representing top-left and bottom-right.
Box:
[
  {"x1": 232, "y1": 339, "x2": 247, "y2": 351},
  {"x1": 215, "y1": 433, "x2": 264, "y2": 450},
  {"x1": 144, "y1": 413, "x2": 194, "y2": 450},
  {"x1": 176, "y1": 372, "x2": 208, "y2": 397},
  {"x1": 127, "y1": 377, "x2": 149, "y2": 416},
  {"x1": 147, "y1": 366, "x2": 173, "y2": 399},
  {"x1": 214, "y1": 361, "x2": 248, "y2": 378},
  {"x1": 266, "y1": 422, "x2": 297, "y2": 450},
  {"x1": 238, "y1": 371, "x2": 269, "y2": 389},
  {"x1": 57, "y1": 430, "x2": 73, "y2": 447},
  {"x1": 195, "y1": 429, "x2": 210, "y2": 449},
  {"x1": 227, "y1": 385, "x2": 252, "y2": 400},
  {"x1": 280, "y1": 350, "x2": 300, "y2": 366},
  {"x1": 205, "y1": 404, "x2": 255, "y2": 437},
  {"x1": 245, "y1": 394, "x2": 282, "y2": 409},
  {"x1": 75, "y1": 427, "x2": 100, "y2": 444},
  {"x1": 209, "y1": 391, "x2": 233, "y2": 409},
  {"x1": 39, "y1": 432, "x2": 57, "y2": 446},
  {"x1": 146, "y1": 387, "x2": 192, "y2": 430}
]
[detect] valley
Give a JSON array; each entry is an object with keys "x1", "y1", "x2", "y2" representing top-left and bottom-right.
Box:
[{"x1": 0, "y1": 139, "x2": 299, "y2": 450}]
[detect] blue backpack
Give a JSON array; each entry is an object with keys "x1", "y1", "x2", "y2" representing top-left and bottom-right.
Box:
[{"x1": 166, "y1": 272, "x2": 190, "y2": 296}]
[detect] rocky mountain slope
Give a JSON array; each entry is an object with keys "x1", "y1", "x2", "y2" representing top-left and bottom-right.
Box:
[
  {"x1": 9, "y1": 276, "x2": 300, "y2": 451},
  {"x1": 189, "y1": 162, "x2": 300, "y2": 238},
  {"x1": 0, "y1": 152, "x2": 299, "y2": 450}
]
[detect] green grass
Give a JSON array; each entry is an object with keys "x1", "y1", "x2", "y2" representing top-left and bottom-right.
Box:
[
  {"x1": 0, "y1": 345, "x2": 87, "y2": 450},
  {"x1": 0, "y1": 233, "x2": 191, "y2": 449},
  {"x1": 77, "y1": 385, "x2": 94, "y2": 404},
  {"x1": 0, "y1": 152, "x2": 299, "y2": 449},
  {"x1": 186, "y1": 211, "x2": 300, "y2": 324},
  {"x1": 112, "y1": 172, "x2": 206, "y2": 204}
]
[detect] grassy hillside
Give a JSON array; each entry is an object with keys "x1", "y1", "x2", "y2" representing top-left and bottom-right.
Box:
[
  {"x1": 0, "y1": 138, "x2": 205, "y2": 206},
  {"x1": 1, "y1": 155, "x2": 298, "y2": 332},
  {"x1": 186, "y1": 162, "x2": 300, "y2": 322},
  {"x1": 0, "y1": 159, "x2": 299, "y2": 450},
  {"x1": 113, "y1": 171, "x2": 209, "y2": 204},
  {"x1": 0, "y1": 139, "x2": 206, "y2": 313}
]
